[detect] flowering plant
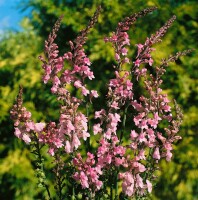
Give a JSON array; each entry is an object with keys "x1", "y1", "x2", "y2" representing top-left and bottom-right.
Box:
[{"x1": 10, "y1": 6, "x2": 192, "y2": 200}]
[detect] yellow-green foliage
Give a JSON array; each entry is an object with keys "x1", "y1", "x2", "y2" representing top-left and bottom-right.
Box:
[{"x1": 0, "y1": 0, "x2": 197, "y2": 199}]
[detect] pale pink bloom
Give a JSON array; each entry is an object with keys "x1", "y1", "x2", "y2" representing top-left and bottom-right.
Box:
[
  {"x1": 121, "y1": 47, "x2": 128, "y2": 56},
  {"x1": 14, "y1": 127, "x2": 21, "y2": 138},
  {"x1": 125, "y1": 185, "x2": 134, "y2": 196},
  {"x1": 82, "y1": 130, "x2": 90, "y2": 140},
  {"x1": 95, "y1": 180, "x2": 103, "y2": 190},
  {"x1": 95, "y1": 109, "x2": 106, "y2": 119},
  {"x1": 130, "y1": 130, "x2": 138, "y2": 140},
  {"x1": 72, "y1": 134, "x2": 81, "y2": 149},
  {"x1": 125, "y1": 172, "x2": 134, "y2": 184},
  {"x1": 126, "y1": 80, "x2": 133, "y2": 90},
  {"x1": 111, "y1": 35, "x2": 118, "y2": 41},
  {"x1": 157, "y1": 132, "x2": 166, "y2": 143},
  {"x1": 115, "y1": 53, "x2": 120, "y2": 61},
  {"x1": 134, "y1": 59, "x2": 141, "y2": 67},
  {"x1": 139, "y1": 119, "x2": 148, "y2": 130},
  {"x1": 65, "y1": 141, "x2": 71, "y2": 153},
  {"x1": 166, "y1": 150, "x2": 172, "y2": 162},
  {"x1": 153, "y1": 147, "x2": 161, "y2": 160},
  {"x1": 136, "y1": 44, "x2": 144, "y2": 49},
  {"x1": 134, "y1": 114, "x2": 143, "y2": 126},
  {"x1": 81, "y1": 87, "x2": 90, "y2": 96},
  {"x1": 67, "y1": 120, "x2": 75, "y2": 132},
  {"x1": 54, "y1": 139, "x2": 63, "y2": 148},
  {"x1": 115, "y1": 157, "x2": 124, "y2": 166},
  {"x1": 90, "y1": 90, "x2": 99, "y2": 98},
  {"x1": 148, "y1": 58, "x2": 153, "y2": 66},
  {"x1": 34, "y1": 123, "x2": 45, "y2": 132},
  {"x1": 123, "y1": 57, "x2": 130, "y2": 63},
  {"x1": 136, "y1": 174, "x2": 144, "y2": 188},
  {"x1": 87, "y1": 71, "x2": 95, "y2": 80},
  {"x1": 114, "y1": 146, "x2": 126, "y2": 156},
  {"x1": 146, "y1": 180, "x2": 152, "y2": 193},
  {"x1": 138, "y1": 132, "x2": 146, "y2": 143},
  {"x1": 48, "y1": 148, "x2": 55, "y2": 156},
  {"x1": 93, "y1": 124, "x2": 102, "y2": 135},
  {"x1": 137, "y1": 149, "x2": 146, "y2": 160},
  {"x1": 130, "y1": 142, "x2": 138, "y2": 150},
  {"x1": 74, "y1": 80, "x2": 82, "y2": 88},
  {"x1": 111, "y1": 101, "x2": 119, "y2": 109},
  {"x1": 83, "y1": 57, "x2": 91, "y2": 66},
  {"x1": 26, "y1": 121, "x2": 35, "y2": 131},
  {"x1": 162, "y1": 105, "x2": 171, "y2": 112},
  {"x1": 137, "y1": 163, "x2": 146, "y2": 172},
  {"x1": 22, "y1": 134, "x2": 31, "y2": 144},
  {"x1": 105, "y1": 154, "x2": 112, "y2": 164},
  {"x1": 79, "y1": 171, "x2": 89, "y2": 188}
]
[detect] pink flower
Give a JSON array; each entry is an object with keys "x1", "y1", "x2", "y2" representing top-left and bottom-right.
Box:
[
  {"x1": 93, "y1": 124, "x2": 102, "y2": 135},
  {"x1": 166, "y1": 150, "x2": 172, "y2": 162},
  {"x1": 153, "y1": 147, "x2": 160, "y2": 160},
  {"x1": 134, "y1": 59, "x2": 141, "y2": 67},
  {"x1": 90, "y1": 90, "x2": 99, "y2": 98},
  {"x1": 14, "y1": 127, "x2": 22, "y2": 138},
  {"x1": 81, "y1": 86, "x2": 90, "y2": 96},
  {"x1": 65, "y1": 140, "x2": 71, "y2": 153},
  {"x1": 111, "y1": 101, "x2": 119, "y2": 109},
  {"x1": 22, "y1": 134, "x2": 31, "y2": 144},
  {"x1": 79, "y1": 171, "x2": 89, "y2": 188},
  {"x1": 121, "y1": 48, "x2": 128, "y2": 56},
  {"x1": 48, "y1": 148, "x2": 55, "y2": 156},
  {"x1": 34, "y1": 123, "x2": 45, "y2": 132},
  {"x1": 130, "y1": 130, "x2": 138, "y2": 140},
  {"x1": 72, "y1": 134, "x2": 81, "y2": 150},
  {"x1": 146, "y1": 180, "x2": 152, "y2": 193},
  {"x1": 74, "y1": 80, "x2": 82, "y2": 88},
  {"x1": 136, "y1": 174, "x2": 144, "y2": 188}
]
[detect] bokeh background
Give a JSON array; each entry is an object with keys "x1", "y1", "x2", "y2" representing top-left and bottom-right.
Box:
[{"x1": 0, "y1": 0, "x2": 197, "y2": 199}]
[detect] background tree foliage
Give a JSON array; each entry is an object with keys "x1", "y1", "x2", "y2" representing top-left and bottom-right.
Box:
[{"x1": 0, "y1": 0, "x2": 197, "y2": 199}]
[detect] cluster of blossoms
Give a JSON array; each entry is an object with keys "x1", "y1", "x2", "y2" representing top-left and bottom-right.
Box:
[
  {"x1": 73, "y1": 152, "x2": 103, "y2": 191},
  {"x1": 11, "y1": 6, "x2": 191, "y2": 199}
]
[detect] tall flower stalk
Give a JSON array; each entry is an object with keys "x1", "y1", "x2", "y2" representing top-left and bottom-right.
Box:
[{"x1": 10, "y1": 5, "x2": 192, "y2": 200}]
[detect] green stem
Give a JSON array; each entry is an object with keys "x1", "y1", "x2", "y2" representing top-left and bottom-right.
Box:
[
  {"x1": 34, "y1": 135, "x2": 51, "y2": 199},
  {"x1": 115, "y1": 171, "x2": 118, "y2": 199}
]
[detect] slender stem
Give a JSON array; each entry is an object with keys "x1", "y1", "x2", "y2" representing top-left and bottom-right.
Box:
[
  {"x1": 34, "y1": 135, "x2": 51, "y2": 199},
  {"x1": 110, "y1": 184, "x2": 113, "y2": 200},
  {"x1": 119, "y1": 105, "x2": 128, "y2": 143},
  {"x1": 115, "y1": 170, "x2": 118, "y2": 199},
  {"x1": 86, "y1": 100, "x2": 91, "y2": 151}
]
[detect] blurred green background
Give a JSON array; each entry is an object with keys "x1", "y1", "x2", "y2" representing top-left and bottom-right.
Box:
[{"x1": 0, "y1": 0, "x2": 197, "y2": 199}]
